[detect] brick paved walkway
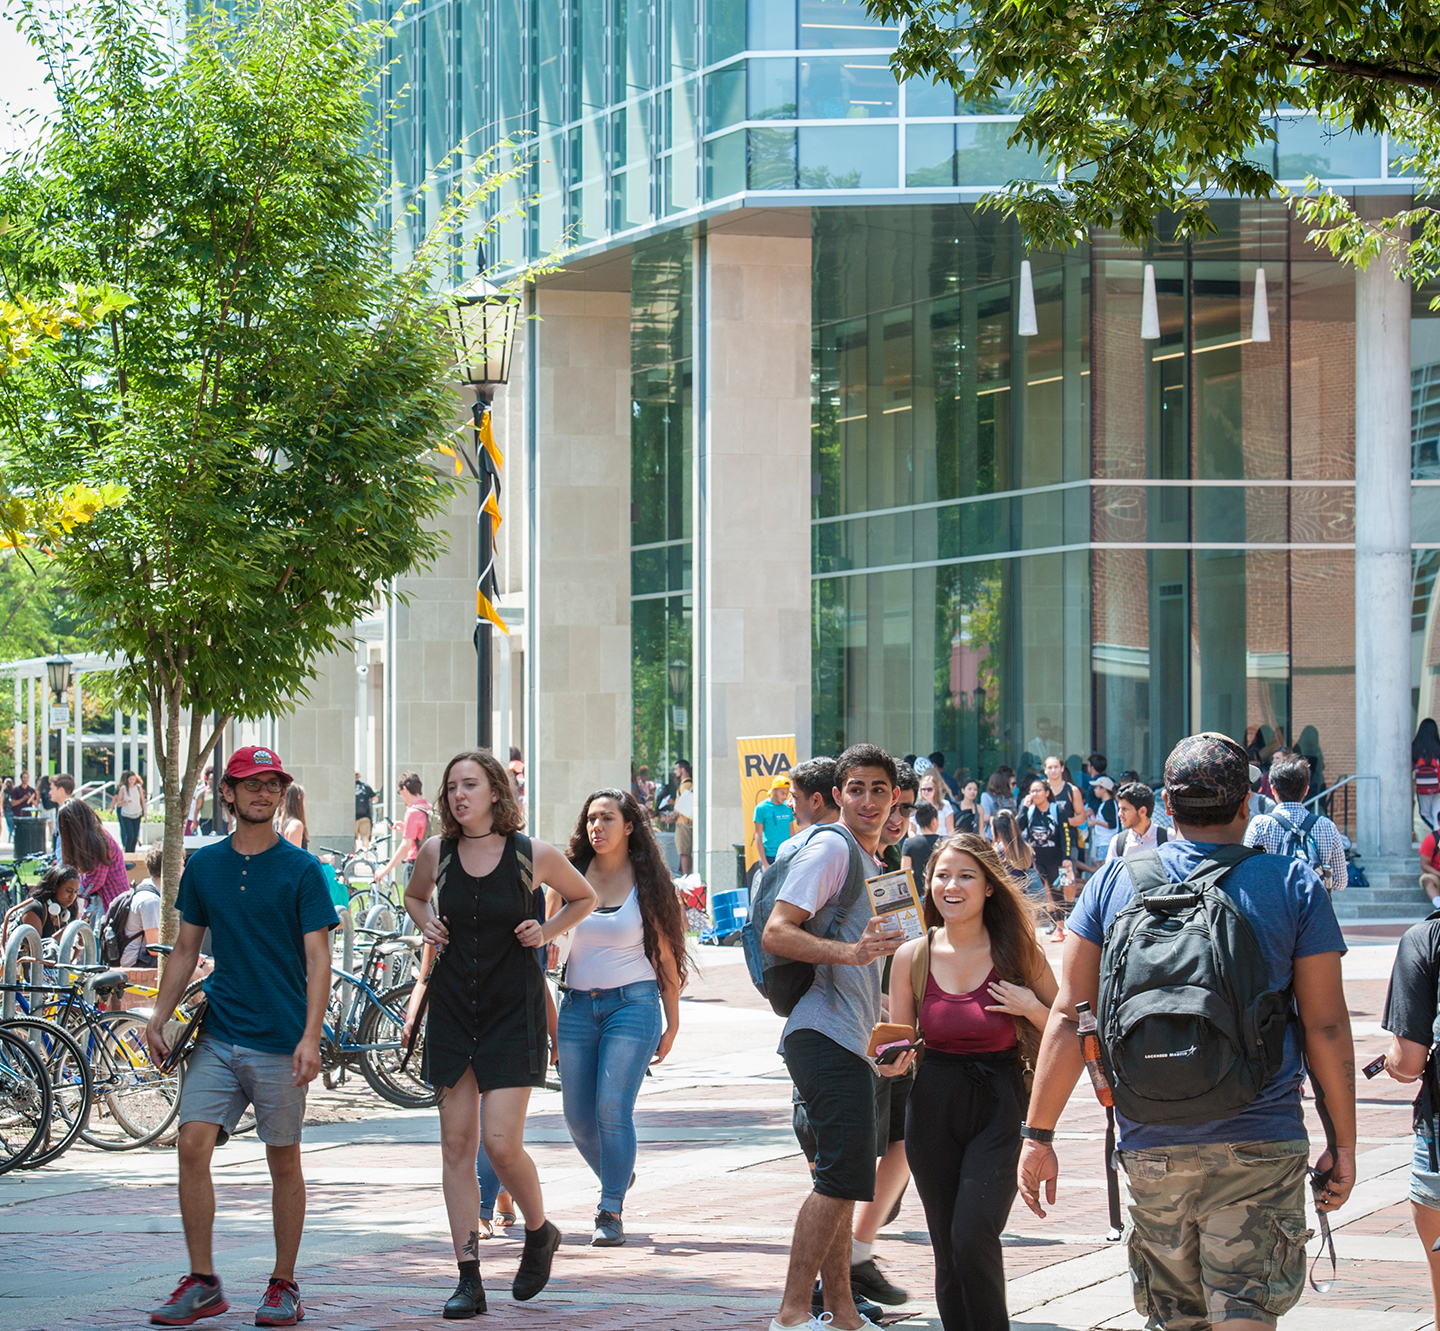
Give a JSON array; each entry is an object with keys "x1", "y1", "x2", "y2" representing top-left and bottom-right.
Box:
[{"x1": 1, "y1": 931, "x2": 1434, "y2": 1331}]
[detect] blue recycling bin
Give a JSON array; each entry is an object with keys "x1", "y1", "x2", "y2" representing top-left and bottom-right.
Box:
[{"x1": 710, "y1": 887, "x2": 747, "y2": 937}]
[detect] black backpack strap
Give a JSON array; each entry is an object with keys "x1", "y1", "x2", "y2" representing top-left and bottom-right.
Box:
[{"x1": 1122, "y1": 848, "x2": 1169, "y2": 893}]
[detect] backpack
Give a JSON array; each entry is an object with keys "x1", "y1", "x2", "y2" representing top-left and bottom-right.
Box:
[
  {"x1": 742, "y1": 823, "x2": 868, "y2": 1017},
  {"x1": 1269, "y1": 808, "x2": 1324, "y2": 875},
  {"x1": 1419, "y1": 759, "x2": 1440, "y2": 795},
  {"x1": 1111, "y1": 825, "x2": 1168, "y2": 857},
  {"x1": 99, "y1": 887, "x2": 155, "y2": 967},
  {"x1": 1096, "y1": 845, "x2": 1293, "y2": 1125}
]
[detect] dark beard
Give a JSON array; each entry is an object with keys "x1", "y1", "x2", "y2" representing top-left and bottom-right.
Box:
[{"x1": 230, "y1": 802, "x2": 272, "y2": 827}]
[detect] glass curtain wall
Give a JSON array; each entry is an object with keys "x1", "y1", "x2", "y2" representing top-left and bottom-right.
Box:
[
  {"x1": 811, "y1": 206, "x2": 1091, "y2": 782},
  {"x1": 815, "y1": 204, "x2": 1358, "y2": 789},
  {"x1": 631, "y1": 229, "x2": 694, "y2": 781}
]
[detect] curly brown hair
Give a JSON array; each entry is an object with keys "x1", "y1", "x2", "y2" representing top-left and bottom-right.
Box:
[
  {"x1": 436, "y1": 750, "x2": 525, "y2": 840},
  {"x1": 566, "y1": 788, "x2": 689, "y2": 993},
  {"x1": 920, "y1": 832, "x2": 1045, "y2": 1061}
]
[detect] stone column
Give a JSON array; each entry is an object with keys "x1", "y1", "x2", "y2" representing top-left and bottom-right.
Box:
[
  {"x1": 530, "y1": 285, "x2": 632, "y2": 846},
  {"x1": 1354, "y1": 200, "x2": 1412, "y2": 862},
  {"x1": 698, "y1": 221, "x2": 814, "y2": 890}
]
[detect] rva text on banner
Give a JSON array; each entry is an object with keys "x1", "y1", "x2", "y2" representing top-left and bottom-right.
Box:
[{"x1": 736, "y1": 734, "x2": 797, "y2": 872}]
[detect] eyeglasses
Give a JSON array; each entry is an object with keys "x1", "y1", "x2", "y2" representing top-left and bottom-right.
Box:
[{"x1": 239, "y1": 778, "x2": 285, "y2": 794}]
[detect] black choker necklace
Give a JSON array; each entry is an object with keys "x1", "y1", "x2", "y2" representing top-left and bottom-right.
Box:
[{"x1": 461, "y1": 828, "x2": 496, "y2": 839}]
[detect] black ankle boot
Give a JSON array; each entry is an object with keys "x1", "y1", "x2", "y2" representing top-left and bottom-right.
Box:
[
  {"x1": 444, "y1": 1274, "x2": 486, "y2": 1319},
  {"x1": 511, "y1": 1220, "x2": 561, "y2": 1301}
]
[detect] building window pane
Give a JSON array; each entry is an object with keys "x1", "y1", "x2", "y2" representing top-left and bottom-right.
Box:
[
  {"x1": 798, "y1": 124, "x2": 897, "y2": 188},
  {"x1": 905, "y1": 76, "x2": 955, "y2": 117},
  {"x1": 749, "y1": 127, "x2": 797, "y2": 189},
  {"x1": 799, "y1": 56, "x2": 897, "y2": 119},
  {"x1": 705, "y1": 61, "x2": 747, "y2": 132},
  {"x1": 954, "y1": 121, "x2": 1046, "y2": 186},
  {"x1": 705, "y1": 128, "x2": 746, "y2": 197},
  {"x1": 905, "y1": 123, "x2": 956, "y2": 187},
  {"x1": 799, "y1": 0, "x2": 896, "y2": 49},
  {"x1": 707, "y1": 0, "x2": 746, "y2": 63},
  {"x1": 749, "y1": 0, "x2": 795, "y2": 51},
  {"x1": 1276, "y1": 117, "x2": 1382, "y2": 180},
  {"x1": 749, "y1": 57, "x2": 797, "y2": 120}
]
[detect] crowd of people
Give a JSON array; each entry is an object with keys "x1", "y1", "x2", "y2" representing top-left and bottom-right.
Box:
[{"x1": 92, "y1": 722, "x2": 1440, "y2": 1331}]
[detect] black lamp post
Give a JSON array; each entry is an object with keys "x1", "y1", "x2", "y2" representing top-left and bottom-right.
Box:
[
  {"x1": 46, "y1": 653, "x2": 72, "y2": 701},
  {"x1": 448, "y1": 279, "x2": 521, "y2": 750},
  {"x1": 667, "y1": 659, "x2": 690, "y2": 741}
]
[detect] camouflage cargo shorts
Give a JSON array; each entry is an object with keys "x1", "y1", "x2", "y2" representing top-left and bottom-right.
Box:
[{"x1": 1118, "y1": 1139, "x2": 1313, "y2": 1330}]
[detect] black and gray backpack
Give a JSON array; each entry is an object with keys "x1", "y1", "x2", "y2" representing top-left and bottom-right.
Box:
[
  {"x1": 742, "y1": 823, "x2": 867, "y2": 1017},
  {"x1": 1097, "y1": 845, "x2": 1293, "y2": 1125}
]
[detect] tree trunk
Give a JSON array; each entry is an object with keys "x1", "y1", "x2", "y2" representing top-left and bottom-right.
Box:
[{"x1": 159, "y1": 690, "x2": 188, "y2": 949}]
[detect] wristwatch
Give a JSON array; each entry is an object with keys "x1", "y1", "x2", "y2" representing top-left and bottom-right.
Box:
[{"x1": 1020, "y1": 1124, "x2": 1056, "y2": 1143}]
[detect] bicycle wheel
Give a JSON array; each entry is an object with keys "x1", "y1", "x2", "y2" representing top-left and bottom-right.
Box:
[
  {"x1": 82, "y1": 1013, "x2": 183, "y2": 1149},
  {"x1": 357, "y1": 982, "x2": 436, "y2": 1109},
  {"x1": 0, "y1": 1027, "x2": 51, "y2": 1174},
  {"x1": 0, "y1": 1017, "x2": 91, "y2": 1167}
]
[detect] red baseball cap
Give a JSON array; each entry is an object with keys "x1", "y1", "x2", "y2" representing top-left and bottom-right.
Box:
[{"x1": 225, "y1": 745, "x2": 293, "y2": 784}]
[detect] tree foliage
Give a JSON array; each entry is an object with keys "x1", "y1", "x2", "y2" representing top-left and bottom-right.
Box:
[
  {"x1": 871, "y1": 0, "x2": 1440, "y2": 275},
  {"x1": 0, "y1": 0, "x2": 537, "y2": 930}
]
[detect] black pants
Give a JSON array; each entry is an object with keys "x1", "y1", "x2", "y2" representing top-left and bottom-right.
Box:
[
  {"x1": 905, "y1": 1049, "x2": 1025, "y2": 1331},
  {"x1": 118, "y1": 814, "x2": 141, "y2": 852}
]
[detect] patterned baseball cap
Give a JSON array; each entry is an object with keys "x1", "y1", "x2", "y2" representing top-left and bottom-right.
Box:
[{"x1": 1164, "y1": 732, "x2": 1250, "y2": 809}]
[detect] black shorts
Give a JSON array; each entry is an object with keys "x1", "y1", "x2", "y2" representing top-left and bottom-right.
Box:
[
  {"x1": 875, "y1": 1068, "x2": 913, "y2": 1149},
  {"x1": 784, "y1": 1029, "x2": 879, "y2": 1203}
]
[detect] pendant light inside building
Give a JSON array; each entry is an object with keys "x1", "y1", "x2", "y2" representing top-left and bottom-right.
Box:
[
  {"x1": 1140, "y1": 263, "x2": 1161, "y2": 340},
  {"x1": 1251, "y1": 266, "x2": 1271, "y2": 343},
  {"x1": 1017, "y1": 259, "x2": 1038, "y2": 337}
]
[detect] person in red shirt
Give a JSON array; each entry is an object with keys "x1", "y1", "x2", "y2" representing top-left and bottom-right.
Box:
[
  {"x1": 378, "y1": 772, "x2": 432, "y2": 886},
  {"x1": 1421, "y1": 828, "x2": 1440, "y2": 907}
]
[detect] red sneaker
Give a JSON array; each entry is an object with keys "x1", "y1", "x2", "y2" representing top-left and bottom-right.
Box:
[
  {"x1": 150, "y1": 1274, "x2": 229, "y2": 1326},
  {"x1": 255, "y1": 1277, "x2": 305, "y2": 1327}
]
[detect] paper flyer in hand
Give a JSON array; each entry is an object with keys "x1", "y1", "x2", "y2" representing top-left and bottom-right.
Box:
[{"x1": 865, "y1": 868, "x2": 925, "y2": 941}]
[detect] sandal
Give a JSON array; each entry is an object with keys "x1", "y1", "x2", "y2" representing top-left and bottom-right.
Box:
[{"x1": 476, "y1": 1217, "x2": 495, "y2": 1240}]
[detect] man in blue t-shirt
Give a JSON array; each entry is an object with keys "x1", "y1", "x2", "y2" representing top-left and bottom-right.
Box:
[
  {"x1": 145, "y1": 746, "x2": 337, "y2": 1329},
  {"x1": 1017, "y1": 732, "x2": 1356, "y2": 1331},
  {"x1": 753, "y1": 775, "x2": 798, "y2": 873}
]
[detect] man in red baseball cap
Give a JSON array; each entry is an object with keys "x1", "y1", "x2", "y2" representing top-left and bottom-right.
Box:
[{"x1": 145, "y1": 744, "x2": 336, "y2": 1329}]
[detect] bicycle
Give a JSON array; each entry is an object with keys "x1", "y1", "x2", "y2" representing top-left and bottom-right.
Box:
[
  {"x1": 12, "y1": 962, "x2": 184, "y2": 1149},
  {"x1": 0, "y1": 1023, "x2": 52, "y2": 1174},
  {"x1": 0, "y1": 1011, "x2": 92, "y2": 1166},
  {"x1": 320, "y1": 930, "x2": 433, "y2": 1109}
]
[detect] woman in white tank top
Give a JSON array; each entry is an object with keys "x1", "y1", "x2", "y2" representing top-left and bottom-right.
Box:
[{"x1": 555, "y1": 787, "x2": 689, "y2": 1248}]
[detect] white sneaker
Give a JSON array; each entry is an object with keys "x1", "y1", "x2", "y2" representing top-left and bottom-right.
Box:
[{"x1": 768, "y1": 1318, "x2": 815, "y2": 1331}]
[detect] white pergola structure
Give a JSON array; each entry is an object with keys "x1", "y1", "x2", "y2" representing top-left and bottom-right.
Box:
[{"x1": 0, "y1": 652, "x2": 150, "y2": 794}]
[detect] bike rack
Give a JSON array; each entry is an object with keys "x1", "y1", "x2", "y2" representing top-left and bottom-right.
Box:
[
  {"x1": 362, "y1": 903, "x2": 398, "y2": 934},
  {"x1": 1, "y1": 923, "x2": 41, "y2": 1020},
  {"x1": 56, "y1": 921, "x2": 98, "y2": 998},
  {"x1": 336, "y1": 907, "x2": 354, "y2": 974}
]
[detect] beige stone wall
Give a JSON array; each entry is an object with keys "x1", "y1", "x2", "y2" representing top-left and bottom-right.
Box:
[
  {"x1": 699, "y1": 225, "x2": 814, "y2": 888},
  {"x1": 531, "y1": 285, "x2": 632, "y2": 847}
]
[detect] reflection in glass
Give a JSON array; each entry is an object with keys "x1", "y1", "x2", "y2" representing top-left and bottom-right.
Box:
[{"x1": 798, "y1": 125, "x2": 897, "y2": 189}]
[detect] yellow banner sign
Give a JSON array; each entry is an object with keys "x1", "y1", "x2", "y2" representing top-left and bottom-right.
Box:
[{"x1": 737, "y1": 734, "x2": 798, "y2": 871}]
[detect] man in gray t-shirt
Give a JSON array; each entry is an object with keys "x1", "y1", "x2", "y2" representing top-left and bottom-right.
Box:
[{"x1": 763, "y1": 744, "x2": 914, "y2": 1331}]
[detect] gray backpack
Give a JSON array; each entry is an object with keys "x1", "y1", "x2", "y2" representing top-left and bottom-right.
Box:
[
  {"x1": 1097, "y1": 845, "x2": 1293, "y2": 1125},
  {"x1": 742, "y1": 823, "x2": 867, "y2": 1017}
]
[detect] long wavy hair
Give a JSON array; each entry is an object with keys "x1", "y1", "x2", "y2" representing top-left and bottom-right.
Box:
[
  {"x1": 989, "y1": 807, "x2": 1033, "y2": 872},
  {"x1": 277, "y1": 783, "x2": 308, "y2": 842},
  {"x1": 921, "y1": 831, "x2": 1044, "y2": 1060},
  {"x1": 437, "y1": 749, "x2": 525, "y2": 840},
  {"x1": 566, "y1": 787, "x2": 689, "y2": 993},
  {"x1": 58, "y1": 797, "x2": 115, "y2": 875}
]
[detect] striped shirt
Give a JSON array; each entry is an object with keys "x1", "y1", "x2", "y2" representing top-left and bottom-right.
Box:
[{"x1": 1243, "y1": 801, "x2": 1348, "y2": 892}]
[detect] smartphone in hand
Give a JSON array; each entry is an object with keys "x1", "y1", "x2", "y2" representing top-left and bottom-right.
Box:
[{"x1": 875, "y1": 1039, "x2": 924, "y2": 1066}]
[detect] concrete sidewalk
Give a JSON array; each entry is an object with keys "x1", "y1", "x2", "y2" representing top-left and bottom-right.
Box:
[{"x1": 0, "y1": 930, "x2": 1432, "y2": 1331}]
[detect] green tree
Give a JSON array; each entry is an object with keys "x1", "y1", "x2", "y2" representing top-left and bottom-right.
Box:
[
  {"x1": 0, "y1": 0, "x2": 540, "y2": 934},
  {"x1": 871, "y1": 0, "x2": 1440, "y2": 275}
]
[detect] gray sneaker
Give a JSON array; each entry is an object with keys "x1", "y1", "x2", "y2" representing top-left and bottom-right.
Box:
[
  {"x1": 592, "y1": 1209, "x2": 625, "y2": 1247},
  {"x1": 150, "y1": 1274, "x2": 229, "y2": 1326},
  {"x1": 254, "y1": 1277, "x2": 305, "y2": 1327}
]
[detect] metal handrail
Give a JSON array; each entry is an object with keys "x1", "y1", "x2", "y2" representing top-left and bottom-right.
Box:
[
  {"x1": 1, "y1": 924, "x2": 41, "y2": 1020},
  {"x1": 1304, "y1": 774, "x2": 1359, "y2": 811}
]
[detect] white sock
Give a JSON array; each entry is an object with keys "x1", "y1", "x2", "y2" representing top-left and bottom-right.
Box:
[{"x1": 851, "y1": 1239, "x2": 873, "y2": 1266}]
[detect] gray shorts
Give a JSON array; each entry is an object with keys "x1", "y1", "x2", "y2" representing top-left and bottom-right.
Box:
[{"x1": 178, "y1": 1035, "x2": 307, "y2": 1146}]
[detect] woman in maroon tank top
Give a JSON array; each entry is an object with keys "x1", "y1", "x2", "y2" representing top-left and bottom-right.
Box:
[{"x1": 890, "y1": 833, "x2": 1058, "y2": 1331}]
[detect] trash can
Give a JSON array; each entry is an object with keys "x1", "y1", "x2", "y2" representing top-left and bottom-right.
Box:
[{"x1": 13, "y1": 816, "x2": 46, "y2": 861}]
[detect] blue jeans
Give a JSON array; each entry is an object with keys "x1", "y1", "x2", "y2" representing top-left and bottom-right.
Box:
[
  {"x1": 476, "y1": 1144, "x2": 502, "y2": 1219},
  {"x1": 557, "y1": 979, "x2": 662, "y2": 1213}
]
